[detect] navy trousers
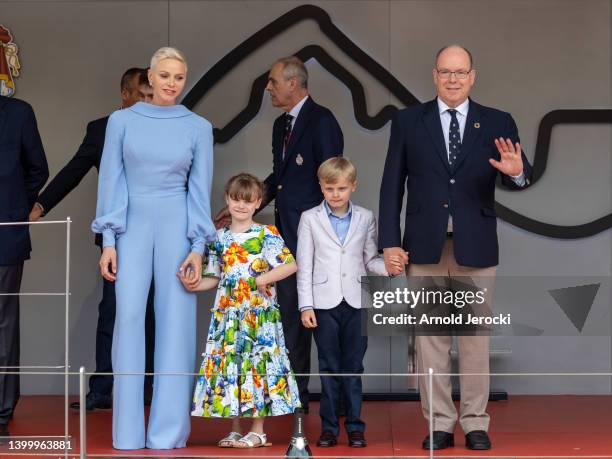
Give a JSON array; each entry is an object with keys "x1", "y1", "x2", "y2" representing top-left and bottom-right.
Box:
[
  {"x1": 278, "y1": 274, "x2": 312, "y2": 408},
  {"x1": 0, "y1": 263, "x2": 23, "y2": 425},
  {"x1": 313, "y1": 301, "x2": 367, "y2": 435}
]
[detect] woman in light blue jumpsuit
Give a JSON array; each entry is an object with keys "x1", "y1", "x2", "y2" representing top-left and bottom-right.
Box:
[{"x1": 92, "y1": 48, "x2": 215, "y2": 450}]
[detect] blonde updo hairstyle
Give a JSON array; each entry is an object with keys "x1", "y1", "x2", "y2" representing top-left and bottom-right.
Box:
[{"x1": 150, "y1": 46, "x2": 188, "y2": 72}]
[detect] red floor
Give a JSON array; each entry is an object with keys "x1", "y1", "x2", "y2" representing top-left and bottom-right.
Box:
[{"x1": 2, "y1": 396, "x2": 612, "y2": 457}]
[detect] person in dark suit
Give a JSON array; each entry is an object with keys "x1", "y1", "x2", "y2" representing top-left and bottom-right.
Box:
[
  {"x1": 378, "y1": 45, "x2": 532, "y2": 451},
  {"x1": 215, "y1": 56, "x2": 343, "y2": 411},
  {"x1": 29, "y1": 68, "x2": 155, "y2": 411},
  {"x1": 0, "y1": 95, "x2": 49, "y2": 440}
]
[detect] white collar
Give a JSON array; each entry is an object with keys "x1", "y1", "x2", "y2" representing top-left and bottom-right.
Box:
[
  {"x1": 288, "y1": 95, "x2": 309, "y2": 119},
  {"x1": 437, "y1": 97, "x2": 469, "y2": 117}
]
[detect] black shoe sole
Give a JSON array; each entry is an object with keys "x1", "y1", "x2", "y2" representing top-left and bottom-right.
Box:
[
  {"x1": 422, "y1": 439, "x2": 454, "y2": 449},
  {"x1": 70, "y1": 402, "x2": 112, "y2": 411},
  {"x1": 467, "y1": 444, "x2": 491, "y2": 450},
  {"x1": 316, "y1": 442, "x2": 337, "y2": 447}
]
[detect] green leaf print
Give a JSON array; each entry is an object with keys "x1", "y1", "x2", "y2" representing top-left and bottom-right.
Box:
[
  {"x1": 247, "y1": 277, "x2": 257, "y2": 291},
  {"x1": 241, "y1": 229, "x2": 265, "y2": 254},
  {"x1": 242, "y1": 238, "x2": 262, "y2": 255},
  {"x1": 256, "y1": 360, "x2": 266, "y2": 377},
  {"x1": 223, "y1": 405, "x2": 231, "y2": 417},
  {"x1": 269, "y1": 308, "x2": 281, "y2": 323},
  {"x1": 226, "y1": 326, "x2": 235, "y2": 344},
  {"x1": 212, "y1": 397, "x2": 224, "y2": 414}
]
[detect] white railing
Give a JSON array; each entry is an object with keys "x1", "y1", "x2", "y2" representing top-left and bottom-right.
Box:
[{"x1": 0, "y1": 218, "x2": 71, "y2": 458}]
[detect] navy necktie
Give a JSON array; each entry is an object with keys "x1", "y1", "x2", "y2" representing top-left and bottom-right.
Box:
[
  {"x1": 282, "y1": 114, "x2": 293, "y2": 160},
  {"x1": 448, "y1": 109, "x2": 461, "y2": 166}
]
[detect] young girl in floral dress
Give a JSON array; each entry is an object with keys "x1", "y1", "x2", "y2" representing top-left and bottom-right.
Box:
[{"x1": 179, "y1": 173, "x2": 301, "y2": 448}]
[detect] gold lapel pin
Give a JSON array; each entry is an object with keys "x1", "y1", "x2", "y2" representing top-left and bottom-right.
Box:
[{"x1": 474, "y1": 122, "x2": 481, "y2": 129}]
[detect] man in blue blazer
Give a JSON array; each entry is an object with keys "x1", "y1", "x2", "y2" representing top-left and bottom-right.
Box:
[
  {"x1": 29, "y1": 68, "x2": 155, "y2": 411},
  {"x1": 379, "y1": 45, "x2": 532, "y2": 451},
  {"x1": 217, "y1": 56, "x2": 344, "y2": 411},
  {"x1": 0, "y1": 95, "x2": 48, "y2": 439},
  {"x1": 262, "y1": 57, "x2": 343, "y2": 412},
  {"x1": 215, "y1": 56, "x2": 344, "y2": 412}
]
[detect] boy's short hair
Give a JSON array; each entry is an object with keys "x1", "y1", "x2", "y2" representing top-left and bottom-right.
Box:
[
  {"x1": 225, "y1": 173, "x2": 265, "y2": 202},
  {"x1": 317, "y1": 157, "x2": 357, "y2": 183}
]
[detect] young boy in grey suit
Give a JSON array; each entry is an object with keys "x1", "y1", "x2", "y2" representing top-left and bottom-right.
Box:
[{"x1": 296, "y1": 157, "x2": 404, "y2": 448}]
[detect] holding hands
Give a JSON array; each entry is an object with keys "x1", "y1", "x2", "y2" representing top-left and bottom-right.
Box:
[
  {"x1": 177, "y1": 252, "x2": 203, "y2": 290},
  {"x1": 383, "y1": 247, "x2": 409, "y2": 276},
  {"x1": 490, "y1": 137, "x2": 524, "y2": 177}
]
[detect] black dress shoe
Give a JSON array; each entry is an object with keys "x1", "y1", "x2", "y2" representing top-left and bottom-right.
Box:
[
  {"x1": 0, "y1": 423, "x2": 10, "y2": 444},
  {"x1": 465, "y1": 430, "x2": 491, "y2": 450},
  {"x1": 70, "y1": 392, "x2": 112, "y2": 411},
  {"x1": 422, "y1": 431, "x2": 454, "y2": 450},
  {"x1": 348, "y1": 430, "x2": 367, "y2": 447},
  {"x1": 316, "y1": 431, "x2": 337, "y2": 447}
]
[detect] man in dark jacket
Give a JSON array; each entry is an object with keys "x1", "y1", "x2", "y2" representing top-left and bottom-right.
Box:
[
  {"x1": 0, "y1": 95, "x2": 49, "y2": 439},
  {"x1": 216, "y1": 56, "x2": 344, "y2": 415}
]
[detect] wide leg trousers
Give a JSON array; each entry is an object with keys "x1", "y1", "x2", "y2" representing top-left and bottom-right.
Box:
[{"x1": 113, "y1": 195, "x2": 196, "y2": 450}]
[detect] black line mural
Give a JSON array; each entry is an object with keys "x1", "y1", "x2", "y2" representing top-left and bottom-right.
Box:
[{"x1": 183, "y1": 4, "x2": 612, "y2": 240}]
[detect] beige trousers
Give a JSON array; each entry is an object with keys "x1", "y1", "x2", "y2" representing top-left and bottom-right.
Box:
[{"x1": 408, "y1": 238, "x2": 496, "y2": 434}]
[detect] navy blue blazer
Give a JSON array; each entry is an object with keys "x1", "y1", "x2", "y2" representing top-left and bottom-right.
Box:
[
  {"x1": 0, "y1": 96, "x2": 49, "y2": 265},
  {"x1": 378, "y1": 98, "x2": 532, "y2": 268},
  {"x1": 38, "y1": 116, "x2": 108, "y2": 247},
  {"x1": 262, "y1": 96, "x2": 343, "y2": 254}
]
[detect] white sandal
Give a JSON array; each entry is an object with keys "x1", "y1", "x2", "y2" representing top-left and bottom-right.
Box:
[
  {"x1": 235, "y1": 431, "x2": 270, "y2": 448},
  {"x1": 218, "y1": 431, "x2": 243, "y2": 448}
]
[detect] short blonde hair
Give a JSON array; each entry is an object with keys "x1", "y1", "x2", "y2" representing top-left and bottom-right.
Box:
[
  {"x1": 317, "y1": 157, "x2": 356, "y2": 183},
  {"x1": 225, "y1": 173, "x2": 265, "y2": 202},
  {"x1": 150, "y1": 47, "x2": 188, "y2": 72}
]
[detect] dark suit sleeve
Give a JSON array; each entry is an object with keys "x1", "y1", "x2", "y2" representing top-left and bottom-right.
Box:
[
  {"x1": 38, "y1": 121, "x2": 100, "y2": 214},
  {"x1": 313, "y1": 112, "x2": 344, "y2": 165},
  {"x1": 378, "y1": 111, "x2": 408, "y2": 249},
  {"x1": 20, "y1": 104, "x2": 49, "y2": 208},
  {"x1": 260, "y1": 171, "x2": 277, "y2": 211},
  {"x1": 499, "y1": 114, "x2": 533, "y2": 190}
]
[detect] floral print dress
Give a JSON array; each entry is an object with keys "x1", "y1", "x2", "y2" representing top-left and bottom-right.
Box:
[{"x1": 191, "y1": 224, "x2": 301, "y2": 418}]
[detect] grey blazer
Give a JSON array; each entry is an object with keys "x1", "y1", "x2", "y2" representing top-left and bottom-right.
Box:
[{"x1": 296, "y1": 201, "x2": 387, "y2": 310}]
